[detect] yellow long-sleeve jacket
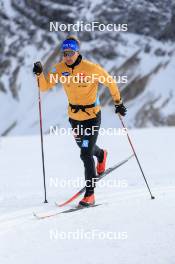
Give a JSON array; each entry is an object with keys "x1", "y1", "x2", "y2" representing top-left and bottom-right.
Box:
[{"x1": 37, "y1": 57, "x2": 121, "y2": 121}]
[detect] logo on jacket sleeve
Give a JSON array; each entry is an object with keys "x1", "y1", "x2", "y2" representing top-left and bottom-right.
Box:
[{"x1": 51, "y1": 67, "x2": 57, "y2": 73}]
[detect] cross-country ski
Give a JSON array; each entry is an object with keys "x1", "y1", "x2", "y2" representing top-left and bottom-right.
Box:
[
  {"x1": 34, "y1": 204, "x2": 102, "y2": 220},
  {"x1": 56, "y1": 154, "x2": 134, "y2": 207}
]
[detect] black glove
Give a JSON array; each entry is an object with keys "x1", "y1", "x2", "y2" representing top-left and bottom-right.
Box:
[
  {"x1": 33, "y1": 61, "x2": 43, "y2": 75},
  {"x1": 115, "y1": 102, "x2": 127, "y2": 116}
]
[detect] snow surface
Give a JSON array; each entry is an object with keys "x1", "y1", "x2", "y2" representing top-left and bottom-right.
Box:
[{"x1": 0, "y1": 127, "x2": 175, "y2": 264}]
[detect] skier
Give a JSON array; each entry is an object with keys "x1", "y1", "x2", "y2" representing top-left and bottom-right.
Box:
[{"x1": 33, "y1": 35, "x2": 127, "y2": 207}]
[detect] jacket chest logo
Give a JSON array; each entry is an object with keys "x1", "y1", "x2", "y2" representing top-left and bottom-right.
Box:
[{"x1": 62, "y1": 71, "x2": 70, "y2": 76}]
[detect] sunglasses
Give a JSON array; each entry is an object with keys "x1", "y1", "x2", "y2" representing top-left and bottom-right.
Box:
[{"x1": 63, "y1": 50, "x2": 76, "y2": 57}]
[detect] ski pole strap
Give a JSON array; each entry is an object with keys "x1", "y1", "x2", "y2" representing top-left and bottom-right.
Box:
[{"x1": 69, "y1": 103, "x2": 96, "y2": 116}]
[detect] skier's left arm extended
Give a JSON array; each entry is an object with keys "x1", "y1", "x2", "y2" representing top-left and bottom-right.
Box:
[{"x1": 95, "y1": 64, "x2": 127, "y2": 116}]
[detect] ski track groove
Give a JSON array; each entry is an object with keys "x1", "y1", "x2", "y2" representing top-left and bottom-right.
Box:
[{"x1": 0, "y1": 186, "x2": 174, "y2": 231}]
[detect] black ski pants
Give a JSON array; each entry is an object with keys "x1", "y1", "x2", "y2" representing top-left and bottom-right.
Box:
[{"x1": 69, "y1": 111, "x2": 103, "y2": 195}]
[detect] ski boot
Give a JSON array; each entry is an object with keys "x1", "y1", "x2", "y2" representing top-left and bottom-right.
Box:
[
  {"x1": 79, "y1": 193, "x2": 95, "y2": 207},
  {"x1": 97, "y1": 150, "x2": 107, "y2": 175}
]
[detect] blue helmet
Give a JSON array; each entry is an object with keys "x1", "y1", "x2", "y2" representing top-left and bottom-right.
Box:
[{"x1": 61, "y1": 39, "x2": 80, "y2": 52}]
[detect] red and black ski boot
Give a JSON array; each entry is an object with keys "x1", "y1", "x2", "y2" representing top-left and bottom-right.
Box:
[
  {"x1": 96, "y1": 150, "x2": 107, "y2": 175},
  {"x1": 79, "y1": 193, "x2": 95, "y2": 207}
]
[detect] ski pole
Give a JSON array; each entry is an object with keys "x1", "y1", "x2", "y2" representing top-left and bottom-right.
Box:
[
  {"x1": 37, "y1": 77, "x2": 48, "y2": 203},
  {"x1": 118, "y1": 114, "x2": 155, "y2": 199}
]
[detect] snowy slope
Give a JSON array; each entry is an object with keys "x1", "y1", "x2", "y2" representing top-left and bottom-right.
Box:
[{"x1": 0, "y1": 127, "x2": 175, "y2": 263}]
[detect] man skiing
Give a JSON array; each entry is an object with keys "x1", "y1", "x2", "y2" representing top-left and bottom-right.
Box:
[{"x1": 33, "y1": 35, "x2": 127, "y2": 207}]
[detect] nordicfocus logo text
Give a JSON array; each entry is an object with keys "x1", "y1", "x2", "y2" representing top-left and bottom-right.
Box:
[
  {"x1": 50, "y1": 229, "x2": 128, "y2": 241},
  {"x1": 50, "y1": 21, "x2": 128, "y2": 32},
  {"x1": 49, "y1": 126, "x2": 128, "y2": 137},
  {"x1": 49, "y1": 74, "x2": 128, "y2": 85}
]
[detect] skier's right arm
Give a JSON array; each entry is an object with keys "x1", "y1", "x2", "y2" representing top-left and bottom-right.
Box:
[{"x1": 33, "y1": 61, "x2": 59, "y2": 91}]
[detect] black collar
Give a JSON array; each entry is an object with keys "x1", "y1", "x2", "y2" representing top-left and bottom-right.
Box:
[{"x1": 66, "y1": 54, "x2": 82, "y2": 69}]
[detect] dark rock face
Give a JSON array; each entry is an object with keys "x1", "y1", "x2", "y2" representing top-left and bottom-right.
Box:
[
  {"x1": 124, "y1": 0, "x2": 174, "y2": 40},
  {"x1": 10, "y1": 0, "x2": 175, "y2": 40}
]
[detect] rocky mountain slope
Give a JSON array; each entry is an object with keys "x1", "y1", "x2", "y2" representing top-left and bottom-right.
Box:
[{"x1": 0, "y1": 0, "x2": 175, "y2": 135}]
